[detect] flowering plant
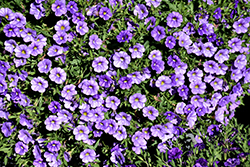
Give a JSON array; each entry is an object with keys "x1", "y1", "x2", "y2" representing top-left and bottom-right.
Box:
[{"x1": 0, "y1": 0, "x2": 250, "y2": 166}]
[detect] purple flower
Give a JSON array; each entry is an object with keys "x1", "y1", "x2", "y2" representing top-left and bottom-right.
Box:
[
  {"x1": 132, "y1": 131, "x2": 147, "y2": 146},
  {"x1": 129, "y1": 43, "x2": 145, "y2": 59},
  {"x1": 151, "y1": 59, "x2": 165, "y2": 74},
  {"x1": 76, "y1": 21, "x2": 89, "y2": 35},
  {"x1": 48, "y1": 101, "x2": 61, "y2": 114},
  {"x1": 99, "y1": 7, "x2": 112, "y2": 20},
  {"x1": 143, "y1": 106, "x2": 159, "y2": 121},
  {"x1": 176, "y1": 102, "x2": 186, "y2": 114},
  {"x1": 15, "y1": 44, "x2": 31, "y2": 59},
  {"x1": 129, "y1": 93, "x2": 147, "y2": 109},
  {"x1": 148, "y1": 50, "x2": 162, "y2": 60},
  {"x1": 66, "y1": 1, "x2": 78, "y2": 14},
  {"x1": 72, "y1": 12, "x2": 85, "y2": 24},
  {"x1": 190, "y1": 80, "x2": 206, "y2": 94},
  {"x1": 224, "y1": 158, "x2": 240, "y2": 167},
  {"x1": 233, "y1": 18, "x2": 249, "y2": 34},
  {"x1": 92, "y1": 56, "x2": 109, "y2": 73},
  {"x1": 228, "y1": 37, "x2": 243, "y2": 53},
  {"x1": 145, "y1": 0, "x2": 161, "y2": 7},
  {"x1": 167, "y1": 55, "x2": 181, "y2": 68},
  {"x1": 44, "y1": 115, "x2": 62, "y2": 131},
  {"x1": 144, "y1": 16, "x2": 156, "y2": 30},
  {"x1": 234, "y1": 54, "x2": 247, "y2": 70},
  {"x1": 115, "y1": 112, "x2": 131, "y2": 126},
  {"x1": 15, "y1": 141, "x2": 28, "y2": 155},
  {"x1": 79, "y1": 79, "x2": 99, "y2": 96},
  {"x1": 4, "y1": 39, "x2": 17, "y2": 53},
  {"x1": 89, "y1": 34, "x2": 102, "y2": 50},
  {"x1": 183, "y1": 22, "x2": 195, "y2": 35},
  {"x1": 167, "y1": 11, "x2": 183, "y2": 28},
  {"x1": 49, "y1": 67, "x2": 67, "y2": 84},
  {"x1": 3, "y1": 24, "x2": 16, "y2": 37},
  {"x1": 51, "y1": 0, "x2": 67, "y2": 16},
  {"x1": 47, "y1": 140, "x2": 61, "y2": 152},
  {"x1": 1, "y1": 122, "x2": 14, "y2": 137},
  {"x1": 113, "y1": 126, "x2": 127, "y2": 141},
  {"x1": 80, "y1": 149, "x2": 96, "y2": 163},
  {"x1": 116, "y1": 30, "x2": 132, "y2": 43},
  {"x1": 195, "y1": 158, "x2": 208, "y2": 167},
  {"x1": 44, "y1": 151, "x2": 58, "y2": 162},
  {"x1": 48, "y1": 45, "x2": 63, "y2": 57},
  {"x1": 133, "y1": 4, "x2": 148, "y2": 19},
  {"x1": 178, "y1": 33, "x2": 192, "y2": 48},
  {"x1": 28, "y1": 42, "x2": 43, "y2": 56},
  {"x1": 61, "y1": 84, "x2": 77, "y2": 100},
  {"x1": 73, "y1": 125, "x2": 89, "y2": 141},
  {"x1": 113, "y1": 51, "x2": 131, "y2": 69},
  {"x1": 214, "y1": 49, "x2": 229, "y2": 63},
  {"x1": 207, "y1": 124, "x2": 219, "y2": 136},
  {"x1": 174, "y1": 62, "x2": 187, "y2": 74},
  {"x1": 127, "y1": 72, "x2": 143, "y2": 84},
  {"x1": 168, "y1": 147, "x2": 183, "y2": 160},
  {"x1": 54, "y1": 20, "x2": 70, "y2": 32},
  {"x1": 30, "y1": 3, "x2": 46, "y2": 20},
  {"x1": 201, "y1": 42, "x2": 217, "y2": 58},
  {"x1": 155, "y1": 75, "x2": 172, "y2": 91},
  {"x1": 165, "y1": 36, "x2": 176, "y2": 49},
  {"x1": 210, "y1": 78, "x2": 223, "y2": 91},
  {"x1": 151, "y1": 25, "x2": 166, "y2": 41},
  {"x1": 98, "y1": 75, "x2": 113, "y2": 88},
  {"x1": 10, "y1": 12, "x2": 26, "y2": 27},
  {"x1": 53, "y1": 31, "x2": 68, "y2": 45},
  {"x1": 110, "y1": 150, "x2": 125, "y2": 164},
  {"x1": 18, "y1": 129, "x2": 33, "y2": 144},
  {"x1": 31, "y1": 77, "x2": 48, "y2": 93},
  {"x1": 203, "y1": 60, "x2": 219, "y2": 74},
  {"x1": 105, "y1": 119, "x2": 118, "y2": 135},
  {"x1": 37, "y1": 59, "x2": 52, "y2": 74},
  {"x1": 0, "y1": 8, "x2": 15, "y2": 21},
  {"x1": 105, "y1": 96, "x2": 120, "y2": 110},
  {"x1": 33, "y1": 158, "x2": 46, "y2": 167}
]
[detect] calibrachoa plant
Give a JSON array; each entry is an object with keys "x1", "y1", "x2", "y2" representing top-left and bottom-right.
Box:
[{"x1": 0, "y1": 0, "x2": 250, "y2": 166}]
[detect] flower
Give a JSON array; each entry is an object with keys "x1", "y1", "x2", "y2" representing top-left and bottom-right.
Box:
[
  {"x1": 233, "y1": 18, "x2": 249, "y2": 34},
  {"x1": 116, "y1": 30, "x2": 132, "y2": 43},
  {"x1": 47, "y1": 140, "x2": 61, "y2": 152},
  {"x1": 110, "y1": 150, "x2": 125, "y2": 164},
  {"x1": 76, "y1": 21, "x2": 89, "y2": 35},
  {"x1": 99, "y1": 7, "x2": 112, "y2": 20},
  {"x1": 92, "y1": 56, "x2": 109, "y2": 73},
  {"x1": 31, "y1": 77, "x2": 48, "y2": 93},
  {"x1": 168, "y1": 147, "x2": 183, "y2": 160},
  {"x1": 203, "y1": 60, "x2": 219, "y2": 74},
  {"x1": 15, "y1": 44, "x2": 31, "y2": 59},
  {"x1": 133, "y1": 4, "x2": 148, "y2": 20},
  {"x1": 210, "y1": 78, "x2": 223, "y2": 91},
  {"x1": 234, "y1": 54, "x2": 246, "y2": 70},
  {"x1": 202, "y1": 42, "x2": 217, "y2": 58},
  {"x1": 33, "y1": 158, "x2": 46, "y2": 167},
  {"x1": 207, "y1": 124, "x2": 219, "y2": 136},
  {"x1": 113, "y1": 51, "x2": 131, "y2": 69},
  {"x1": 79, "y1": 79, "x2": 99, "y2": 96},
  {"x1": 30, "y1": 3, "x2": 46, "y2": 20},
  {"x1": 61, "y1": 84, "x2": 77, "y2": 100},
  {"x1": 37, "y1": 59, "x2": 52, "y2": 74},
  {"x1": 51, "y1": 0, "x2": 67, "y2": 16},
  {"x1": 129, "y1": 43, "x2": 145, "y2": 59},
  {"x1": 66, "y1": 1, "x2": 78, "y2": 14},
  {"x1": 3, "y1": 24, "x2": 16, "y2": 37},
  {"x1": 54, "y1": 20, "x2": 70, "y2": 32},
  {"x1": 49, "y1": 67, "x2": 67, "y2": 84},
  {"x1": 143, "y1": 106, "x2": 159, "y2": 121},
  {"x1": 129, "y1": 93, "x2": 147, "y2": 109},
  {"x1": 72, "y1": 12, "x2": 85, "y2": 24},
  {"x1": 151, "y1": 59, "x2": 165, "y2": 74},
  {"x1": 165, "y1": 36, "x2": 176, "y2": 49},
  {"x1": 166, "y1": 11, "x2": 183, "y2": 28},
  {"x1": 144, "y1": 16, "x2": 156, "y2": 30},
  {"x1": 1, "y1": 122, "x2": 14, "y2": 137},
  {"x1": 18, "y1": 129, "x2": 33, "y2": 144},
  {"x1": 151, "y1": 25, "x2": 166, "y2": 41},
  {"x1": 44, "y1": 115, "x2": 62, "y2": 131},
  {"x1": 73, "y1": 125, "x2": 89, "y2": 141},
  {"x1": 80, "y1": 149, "x2": 96, "y2": 163},
  {"x1": 53, "y1": 31, "x2": 68, "y2": 45},
  {"x1": 148, "y1": 50, "x2": 162, "y2": 60},
  {"x1": 89, "y1": 34, "x2": 102, "y2": 50},
  {"x1": 190, "y1": 80, "x2": 206, "y2": 94},
  {"x1": 224, "y1": 158, "x2": 240, "y2": 167},
  {"x1": 28, "y1": 42, "x2": 43, "y2": 56},
  {"x1": 145, "y1": 0, "x2": 161, "y2": 7},
  {"x1": 15, "y1": 141, "x2": 28, "y2": 155},
  {"x1": 155, "y1": 75, "x2": 172, "y2": 91},
  {"x1": 48, "y1": 45, "x2": 63, "y2": 57},
  {"x1": 115, "y1": 112, "x2": 132, "y2": 126},
  {"x1": 187, "y1": 111, "x2": 197, "y2": 128},
  {"x1": 195, "y1": 158, "x2": 208, "y2": 167},
  {"x1": 10, "y1": 12, "x2": 26, "y2": 27},
  {"x1": 113, "y1": 126, "x2": 127, "y2": 141},
  {"x1": 214, "y1": 49, "x2": 229, "y2": 63},
  {"x1": 0, "y1": 8, "x2": 15, "y2": 21},
  {"x1": 105, "y1": 96, "x2": 120, "y2": 110}
]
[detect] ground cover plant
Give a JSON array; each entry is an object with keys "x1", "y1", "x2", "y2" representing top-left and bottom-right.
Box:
[{"x1": 0, "y1": 0, "x2": 250, "y2": 166}]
